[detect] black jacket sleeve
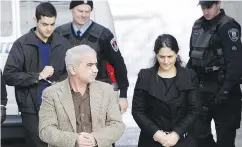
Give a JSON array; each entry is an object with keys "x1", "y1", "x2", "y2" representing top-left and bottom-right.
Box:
[
  {"x1": 218, "y1": 21, "x2": 242, "y2": 92},
  {"x1": 56, "y1": 38, "x2": 72, "y2": 82},
  {"x1": 132, "y1": 70, "x2": 160, "y2": 137},
  {"x1": 186, "y1": 33, "x2": 194, "y2": 69},
  {"x1": 3, "y1": 40, "x2": 39, "y2": 87},
  {"x1": 100, "y1": 28, "x2": 129, "y2": 98},
  {"x1": 1, "y1": 70, "x2": 8, "y2": 106},
  {"x1": 173, "y1": 70, "x2": 201, "y2": 137}
]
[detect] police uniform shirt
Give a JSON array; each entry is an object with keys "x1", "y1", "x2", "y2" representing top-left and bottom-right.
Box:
[
  {"x1": 214, "y1": 10, "x2": 242, "y2": 91},
  {"x1": 80, "y1": 22, "x2": 129, "y2": 98},
  {"x1": 98, "y1": 25, "x2": 129, "y2": 98},
  {"x1": 55, "y1": 20, "x2": 129, "y2": 98},
  {"x1": 193, "y1": 9, "x2": 242, "y2": 92},
  {"x1": 72, "y1": 20, "x2": 92, "y2": 37}
]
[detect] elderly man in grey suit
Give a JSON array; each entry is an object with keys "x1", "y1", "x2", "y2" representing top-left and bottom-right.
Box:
[{"x1": 39, "y1": 45, "x2": 125, "y2": 147}]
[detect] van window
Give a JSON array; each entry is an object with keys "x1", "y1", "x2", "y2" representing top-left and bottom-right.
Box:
[
  {"x1": 20, "y1": 1, "x2": 72, "y2": 35},
  {"x1": 20, "y1": 1, "x2": 39, "y2": 35},
  {"x1": 0, "y1": 1, "x2": 13, "y2": 37}
]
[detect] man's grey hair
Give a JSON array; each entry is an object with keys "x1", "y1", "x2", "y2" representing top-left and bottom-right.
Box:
[{"x1": 65, "y1": 45, "x2": 96, "y2": 71}]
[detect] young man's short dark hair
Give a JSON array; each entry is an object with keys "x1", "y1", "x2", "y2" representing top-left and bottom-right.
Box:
[{"x1": 35, "y1": 2, "x2": 57, "y2": 21}]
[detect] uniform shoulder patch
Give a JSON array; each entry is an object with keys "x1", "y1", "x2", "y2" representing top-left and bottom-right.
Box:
[
  {"x1": 228, "y1": 28, "x2": 239, "y2": 42},
  {"x1": 110, "y1": 38, "x2": 119, "y2": 52}
]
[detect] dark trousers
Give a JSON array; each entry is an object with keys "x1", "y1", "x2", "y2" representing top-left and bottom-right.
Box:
[
  {"x1": 197, "y1": 104, "x2": 239, "y2": 147},
  {"x1": 21, "y1": 113, "x2": 48, "y2": 147}
]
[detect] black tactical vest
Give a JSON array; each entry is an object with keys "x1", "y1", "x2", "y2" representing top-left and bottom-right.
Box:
[
  {"x1": 56, "y1": 22, "x2": 110, "y2": 82},
  {"x1": 190, "y1": 15, "x2": 233, "y2": 75}
]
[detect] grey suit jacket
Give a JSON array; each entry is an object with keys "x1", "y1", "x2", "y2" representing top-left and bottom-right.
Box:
[{"x1": 39, "y1": 79, "x2": 125, "y2": 147}]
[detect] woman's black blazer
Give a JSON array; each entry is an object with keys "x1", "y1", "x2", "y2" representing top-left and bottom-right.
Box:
[{"x1": 132, "y1": 65, "x2": 202, "y2": 147}]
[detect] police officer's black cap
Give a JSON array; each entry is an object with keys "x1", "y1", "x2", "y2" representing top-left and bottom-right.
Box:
[
  {"x1": 69, "y1": 0, "x2": 93, "y2": 10},
  {"x1": 198, "y1": 1, "x2": 218, "y2": 7}
]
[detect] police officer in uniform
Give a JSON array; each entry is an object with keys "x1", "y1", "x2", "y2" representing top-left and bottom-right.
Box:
[
  {"x1": 55, "y1": 0, "x2": 129, "y2": 114},
  {"x1": 187, "y1": 1, "x2": 242, "y2": 147}
]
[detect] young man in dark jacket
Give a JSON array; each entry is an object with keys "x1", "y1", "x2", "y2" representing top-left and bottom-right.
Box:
[{"x1": 3, "y1": 2, "x2": 71, "y2": 147}]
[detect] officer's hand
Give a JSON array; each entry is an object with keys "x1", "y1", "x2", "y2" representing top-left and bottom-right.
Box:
[
  {"x1": 1, "y1": 105, "x2": 6, "y2": 124},
  {"x1": 214, "y1": 90, "x2": 229, "y2": 105},
  {"x1": 119, "y1": 98, "x2": 128, "y2": 114}
]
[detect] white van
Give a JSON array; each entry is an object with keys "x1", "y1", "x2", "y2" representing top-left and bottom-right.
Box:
[{"x1": 0, "y1": 0, "x2": 117, "y2": 140}]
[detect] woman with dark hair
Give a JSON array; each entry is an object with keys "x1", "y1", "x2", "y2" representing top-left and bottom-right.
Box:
[{"x1": 132, "y1": 34, "x2": 201, "y2": 147}]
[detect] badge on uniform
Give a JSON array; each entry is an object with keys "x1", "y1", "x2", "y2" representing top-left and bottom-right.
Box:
[
  {"x1": 110, "y1": 38, "x2": 119, "y2": 52},
  {"x1": 232, "y1": 45, "x2": 238, "y2": 51},
  {"x1": 228, "y1": 28, "x2": 239, "y2": 42}
]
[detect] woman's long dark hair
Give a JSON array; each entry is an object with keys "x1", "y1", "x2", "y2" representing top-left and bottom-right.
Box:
[{"x1": 153, "y1": 34, "x2": 182, "y2": 69}]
